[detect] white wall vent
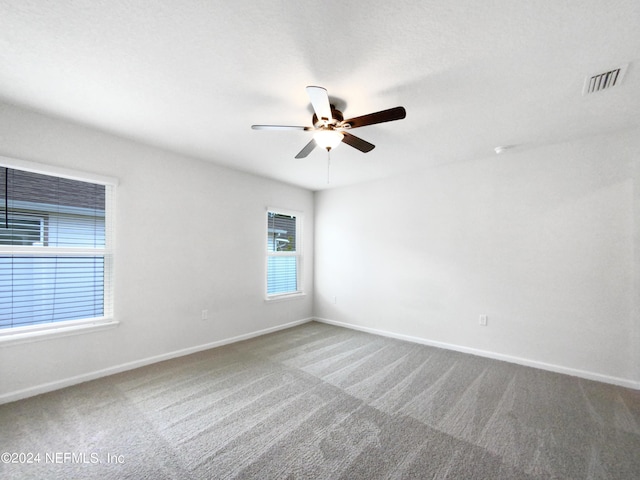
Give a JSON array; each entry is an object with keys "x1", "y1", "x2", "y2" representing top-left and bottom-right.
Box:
[{"x1": 583, "y1": 64, "x2": 628, "y2": 95}]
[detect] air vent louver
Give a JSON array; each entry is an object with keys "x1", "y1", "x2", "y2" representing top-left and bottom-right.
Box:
[{"x1": 583, "y1": 64, "x2": 628, "y2": 95}]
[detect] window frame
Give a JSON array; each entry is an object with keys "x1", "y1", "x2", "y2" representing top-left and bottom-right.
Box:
[
  {"x1": 0, "y1": 212, "x2": 45, "y2": 246},
  {"x1": 0, "y1": 156, "x2": 118, "y2": 345},
  {"x1": 265, "y1": 207, "x2": 304, "y2": 301}
]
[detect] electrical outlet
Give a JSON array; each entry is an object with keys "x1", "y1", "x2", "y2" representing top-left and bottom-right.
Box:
[
  {"x1": 201, "y1": 309, "x2": 208, "y2": 321},
  {"x1": 479, "y1": 315, "x2": 488, "y2": 326}
]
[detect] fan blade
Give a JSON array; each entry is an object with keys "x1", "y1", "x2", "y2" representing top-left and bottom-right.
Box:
[
  {"x1": 342, "y1": 106, "x2": 406, "y2": 129},
  {"x1": 342, "y1": 132, "x2": 375, "y2": 153},
  {"x1": 306, "y1": 86, "x2": 333, "y2": 123},
  {"x1": 252, "y1": 125, "x2": 312, "y2": 131},
  {"x1": 295, "y1": 139, "x2": 317, "y2": 159}
]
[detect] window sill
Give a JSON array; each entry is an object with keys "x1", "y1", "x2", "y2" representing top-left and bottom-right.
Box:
[
  {"x1": 265, "y1": 292, "x2": 307, "y2": 303},
  {"x1": 0, "y1": 318, "x2": 119, "y2": 347}
]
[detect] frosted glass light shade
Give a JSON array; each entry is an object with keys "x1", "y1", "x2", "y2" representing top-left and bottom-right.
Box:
[{"x1": 313, "y1": 130, "x2": 344, "y2": 150}]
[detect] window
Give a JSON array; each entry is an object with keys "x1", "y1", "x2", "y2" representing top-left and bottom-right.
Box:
[
  {"x1": 266, "y1": 209, "x2": 302, "y2": 297},
  {"x1": 0, "y1": 164, "x2": 115, "y2": 333}
]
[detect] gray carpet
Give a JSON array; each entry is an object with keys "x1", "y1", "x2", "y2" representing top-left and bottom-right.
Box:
[{"x1": 1, "y1": 321, "x2": 639, "y2": 479}]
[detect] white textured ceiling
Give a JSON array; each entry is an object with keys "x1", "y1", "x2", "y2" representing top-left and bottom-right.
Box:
[{"x1": 1, "y1": 1, "x2": 639, "y2": 190}]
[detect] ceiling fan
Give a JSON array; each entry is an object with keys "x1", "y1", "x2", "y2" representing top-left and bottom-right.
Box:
[{"x1": 252, "y1": 86, "x2": 406, "y2": 158}]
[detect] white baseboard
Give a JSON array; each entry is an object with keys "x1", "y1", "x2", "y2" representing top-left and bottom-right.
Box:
[
  {"x1": 314, "y1": 317, "x2": 640, "y2": 391},
  {"x1": 0, "y1": 317, "x2": 314, "y2": 405},
  {"x1": 5, "y1": 315, "x2": 636, "y2": 404}
]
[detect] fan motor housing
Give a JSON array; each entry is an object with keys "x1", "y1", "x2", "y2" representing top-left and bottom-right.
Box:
[{"x1": 312, "y1": 105, "x2": 344, "y2": 128}]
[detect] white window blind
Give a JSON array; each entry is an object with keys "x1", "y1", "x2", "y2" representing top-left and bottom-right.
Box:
[
  {"x1": 0, "y1": 167, "x2": 114, "y2": 330},
  {"x1": 267, "y1": 210, "x2": 300, "y2": 296}
]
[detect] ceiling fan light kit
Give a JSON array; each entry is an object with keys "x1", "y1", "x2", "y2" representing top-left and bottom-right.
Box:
[
  {"x1": 313, "y1": 129, "x2": 344, "y2": 150},
  {"x1": 252, "y1": 86, "x2": 406, "y2": 158}
]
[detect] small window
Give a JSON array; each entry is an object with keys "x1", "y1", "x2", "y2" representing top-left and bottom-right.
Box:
[
  {"x1": 0, "y1": 215, "x2": 44, "y2": 246},
  {"x1": 0, "y1": 166, "x2": 114, "y2": 331},
  {"x1": 266, "y1": 210, "x2": 302, "y2": 297}
]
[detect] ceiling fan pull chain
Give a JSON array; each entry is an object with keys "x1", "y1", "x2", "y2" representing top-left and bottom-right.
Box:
[{"x1": 327, "y1": 149, "x2": 331, "y2": 184}]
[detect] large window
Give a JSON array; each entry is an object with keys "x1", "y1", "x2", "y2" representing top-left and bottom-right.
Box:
[
  {"x1": 266, "y1": 209, "x2": 302, "y2": 297},
  {"x1": 0, "y1": 165, "x2": 115, "y2": 332}
]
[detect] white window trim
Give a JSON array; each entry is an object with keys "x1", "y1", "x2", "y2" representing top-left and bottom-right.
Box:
[
  {"x1": 264, "y1": 291, "x2": 306, "y2": 303},
  {"x1": 0, "y1": 317, "x2": 119, "y2": 347},
  {"x1": 0, "y1": 155, "x2": 119, "y2": 345},
  {"x1": 265, "y1": 207, "x2": 304, "y2": 301},
  {"x1": 0, "y1": 156, "x2": 118, "y2": 187}
]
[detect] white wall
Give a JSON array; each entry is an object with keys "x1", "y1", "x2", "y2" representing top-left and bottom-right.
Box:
[
  {"x1": 1, "y1": 99, "x2": 638, "y2": 399},
  {"x1": 0, "y1": 102, "x2": 314, "y2": 401},
  {"x1": 315, "y1": 129, "x2": 640, "y2": 388}
]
